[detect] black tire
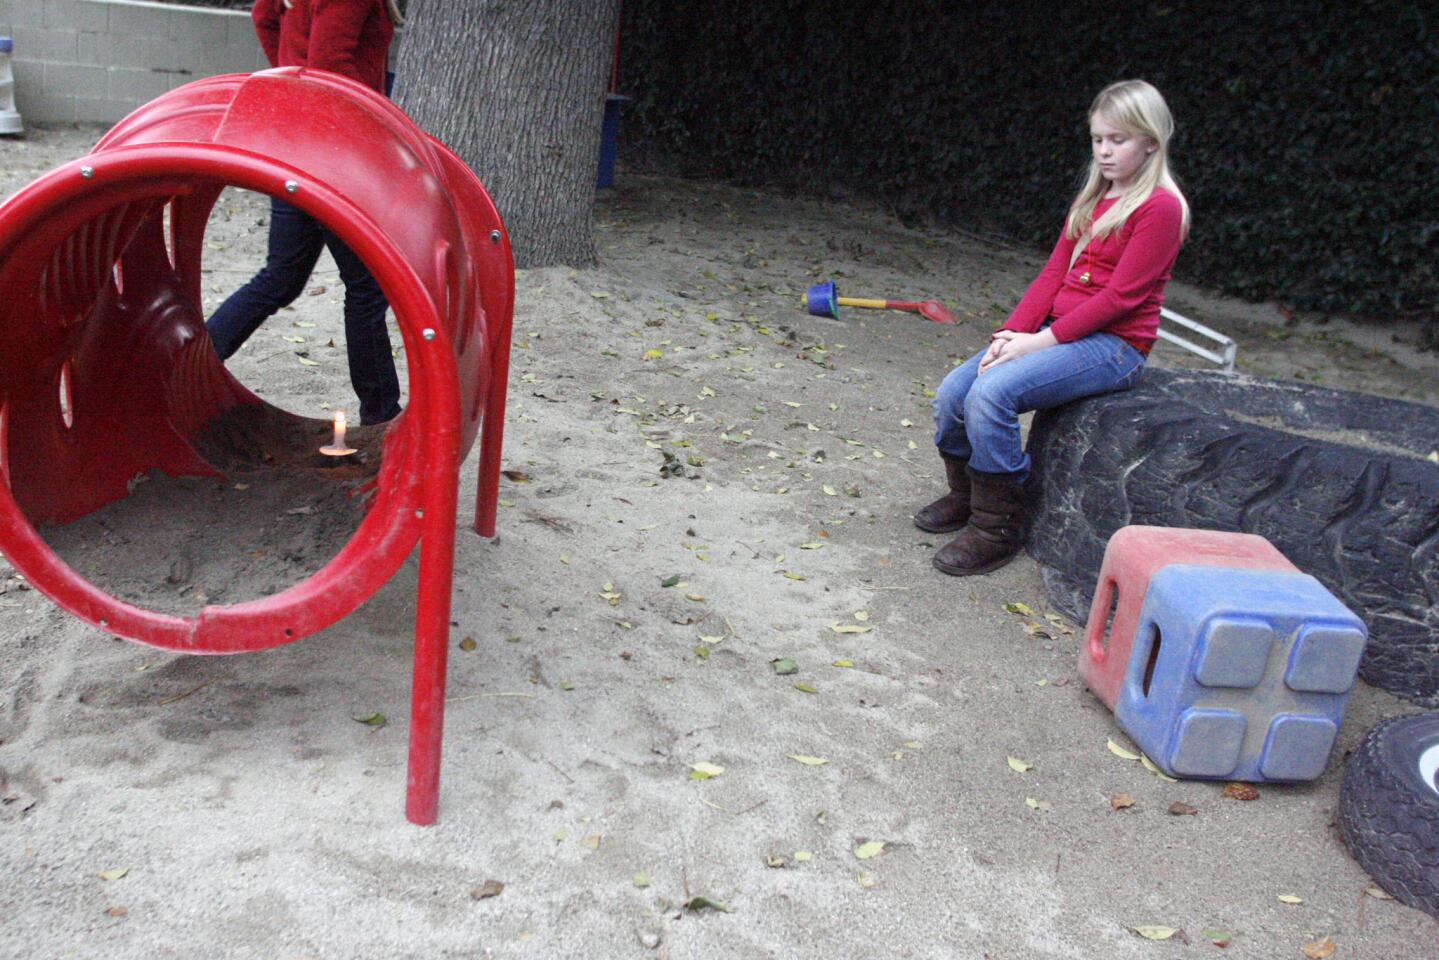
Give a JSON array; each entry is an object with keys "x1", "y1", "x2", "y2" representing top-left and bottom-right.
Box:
[
  {"x1": 1026, "y1": 367, "x2": 1439, "y2": 705},
  {"x1": 1337, "y1": 714, "x2": 1439, "y2": 917}
]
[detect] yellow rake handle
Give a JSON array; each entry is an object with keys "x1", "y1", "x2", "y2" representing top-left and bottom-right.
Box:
[{"x1": 836, "y1": 296, "x2": 889, "y2": 309}]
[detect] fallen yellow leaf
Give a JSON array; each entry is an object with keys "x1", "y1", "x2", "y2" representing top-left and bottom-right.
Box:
[
  {"x1": 1141, "y1": 753, "x2": 1179, "y2": 782},
  {"x1": 853, "y1": 841, "x2": 885, "y2": 860},
  {"x1": 1007, "y1": 756, "x2": 1033, "y2": 773},
  {"x1": 1107, "y1": 738, "x2": 1141, "y2": 761},
  {"x1": 788, "y1": 755, "x2": 829, "y2": 765},
  {"x1": 1132, "y1": 926, "x2": 1178, "y2": 941}
]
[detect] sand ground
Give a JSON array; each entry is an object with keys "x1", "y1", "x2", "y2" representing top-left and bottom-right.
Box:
[{"x1": 2, "y1": 124, "x2": 1438, "y2": 960}]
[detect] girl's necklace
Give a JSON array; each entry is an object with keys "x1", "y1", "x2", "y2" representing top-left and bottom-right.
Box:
[
  {"x1": 1078, "y1": 235, "x2": 1095, "y2": 285},
  {"x1": 1080, "y1": 195, "x2": 1119, "y2": 285}
]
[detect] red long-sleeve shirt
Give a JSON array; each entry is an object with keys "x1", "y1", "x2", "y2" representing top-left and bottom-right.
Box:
[
  {"x1": 251, "y1": 0, "x2": 393, "y2": 94},
  {"x1": 1001, "y1": 188, "x2": 1184, "y2": 353}
]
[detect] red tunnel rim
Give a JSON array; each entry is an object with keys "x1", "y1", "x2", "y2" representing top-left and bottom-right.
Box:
[{"x1": 0, "y1": 145, "x2": 464, "y2": 653}]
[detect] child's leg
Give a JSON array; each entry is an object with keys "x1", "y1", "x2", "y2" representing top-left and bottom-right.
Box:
[
  {"x1": 205, "y1": 199, "x2": 325, "y2": 359},
  {"x1": 916, "y1": 348, "x2": 988, "y2": 533},
  {"x1": 325, "y1": 233, "x2": 402, "y2": 425},
  {"x1": 930, "y1": 349, "x2": 987, "y2": 459},
  {"x1": 962, "y1": 333, "x2": 1143, "y2": 479}
]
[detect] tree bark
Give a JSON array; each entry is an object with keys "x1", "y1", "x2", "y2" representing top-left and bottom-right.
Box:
[{"x1": 393, "y1": 0, "x2": 618, "y2": 268}]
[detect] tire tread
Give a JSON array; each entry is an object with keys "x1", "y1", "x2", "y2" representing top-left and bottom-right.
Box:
[{"x1": 1336, "y1": 716, "x2": 1439, "y2": 918}]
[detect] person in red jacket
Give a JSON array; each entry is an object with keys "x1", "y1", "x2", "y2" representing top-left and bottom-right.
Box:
[
  {"x1": 207, "y1": 0, "x2": 404, "y2": 424},
  {"x1": 915, "y1": 79, "x2": 1190, "y2": 576},
  {"x1": 251, "y1": 0, "x2": 397, "y2": 94}
]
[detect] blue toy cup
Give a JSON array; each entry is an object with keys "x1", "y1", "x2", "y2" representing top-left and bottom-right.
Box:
[{"x1": 806, "y1": 280, "x2": 839, "y2": 319}]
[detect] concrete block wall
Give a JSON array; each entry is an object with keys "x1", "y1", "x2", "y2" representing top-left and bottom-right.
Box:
[{"x1": 0, "y1": 0, "x2": 267, "y2": 124}]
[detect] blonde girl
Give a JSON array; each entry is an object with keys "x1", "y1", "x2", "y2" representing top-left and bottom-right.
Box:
[{"x1": 916, "y1": 80, "x2": 1190, "y2": 576}]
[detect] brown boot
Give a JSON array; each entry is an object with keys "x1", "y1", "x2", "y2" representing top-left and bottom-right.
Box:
[
  {"x1": 932, "y1": 467, "x2": 1031, "y2": 576},
  {"x1": 913, "y1": 454, "x2": 971, "y2": 533}
]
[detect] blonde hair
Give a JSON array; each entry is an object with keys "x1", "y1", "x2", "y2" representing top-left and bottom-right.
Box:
[{"x1": 1066, "y1": 80, "x2": 1190, "y2": 242}]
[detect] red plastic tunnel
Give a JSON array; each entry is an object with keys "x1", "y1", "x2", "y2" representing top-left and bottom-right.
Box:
[{"x1": 0, "y1": 68, "x2": 515, "y2": 823}]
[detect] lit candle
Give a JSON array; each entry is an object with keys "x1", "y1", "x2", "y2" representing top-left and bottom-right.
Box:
[{"x1": 319, "y1": 409, "x2": 357, "y2": 457}]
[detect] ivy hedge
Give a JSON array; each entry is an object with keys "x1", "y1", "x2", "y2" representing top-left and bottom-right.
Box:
[{"x1": 618, "y1": 0, "x2": 1437, "y2": 324}]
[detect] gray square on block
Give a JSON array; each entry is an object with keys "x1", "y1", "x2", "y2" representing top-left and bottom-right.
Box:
[
  {"x1": 1171, "y1": 708, "x2": 1247, "y2": 778},
  {"x1": 1194, "y1": 617, "x2": 1273, "y2": 689},
  {"x1": 1285, "y1": 625, "x2": 1365, "y2": 694},
  {"x1": 1260, "y1": 714, "x2": 1339, "y2": 781}
]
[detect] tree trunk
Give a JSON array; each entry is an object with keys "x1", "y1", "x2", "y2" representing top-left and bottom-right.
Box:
[{"x1": 393, "y1": 0, "x2": 618, "y2": 267}]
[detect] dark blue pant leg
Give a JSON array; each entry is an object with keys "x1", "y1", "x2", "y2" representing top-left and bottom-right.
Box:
[
  {"x1": 205, "y1": 198, "x2": 326, "y2": 360},
  {"x1": 324, "y1": 231, "x2": 401, "y2": 425}
]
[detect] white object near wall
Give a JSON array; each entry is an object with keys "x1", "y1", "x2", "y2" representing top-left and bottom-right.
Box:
[{"x1": 0, "y1": 36, "x2": 24, "y2": 136}]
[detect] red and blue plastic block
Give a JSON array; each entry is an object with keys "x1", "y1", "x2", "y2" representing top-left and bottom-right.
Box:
[
  {"x1": 1080, "y1": 526, "x2": 1299, "y2": 710},
  {"x1": 1080, "y1": 527, "x2": 1367, "y2": 782}
]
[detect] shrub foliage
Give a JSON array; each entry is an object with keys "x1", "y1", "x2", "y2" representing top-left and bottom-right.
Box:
[{"x1": 619, "y1": 0, "x2": 1437, "y2": 322}]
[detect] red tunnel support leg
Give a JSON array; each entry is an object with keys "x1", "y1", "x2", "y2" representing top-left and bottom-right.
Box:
[
  {"x1": 406, "y1": 415, "x2": 461, "y2": 825},
  {"x1": 474, "y1": 314, "x2": 512, "y2": 538}
]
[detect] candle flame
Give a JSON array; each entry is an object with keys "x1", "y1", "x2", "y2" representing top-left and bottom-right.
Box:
[{"x1": 319, "y1": 408, "x2": 355, "y2": 457}]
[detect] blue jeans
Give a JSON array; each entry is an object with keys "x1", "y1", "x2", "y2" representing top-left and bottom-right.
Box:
[
  {"x1": 932, "y1": 330, "x2": 1145, "y2": 479},
  {"x1": 206, "y1": 198, "x2": 402, "y2": 425}
]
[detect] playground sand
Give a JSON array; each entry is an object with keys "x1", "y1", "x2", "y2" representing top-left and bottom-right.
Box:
[{"x1": 2, "y1": 124, "x2": 1438, "y2": 960}]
